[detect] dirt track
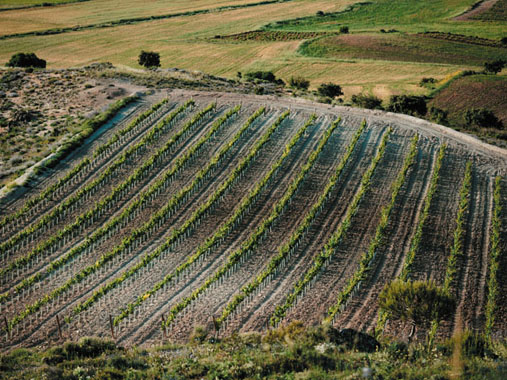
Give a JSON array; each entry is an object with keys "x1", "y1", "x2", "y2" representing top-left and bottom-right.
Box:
[{"x1": 1, "y1": 89, "x2": 506, "y2": 350}]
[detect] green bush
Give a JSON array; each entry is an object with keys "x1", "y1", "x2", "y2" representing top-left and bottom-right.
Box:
[
  {"x1": 317, "y1": 83, "x2": 343, "y2": 98},
  {"x1": 464, "y1": 108, "x2": 503, "y2": 129},
  {"x1": 289, "y1": 76, "x2": 310, "y2": 90},
  {"x1": 387, "y1": 95, "x2": 427, "y2": 116},
  {"x1": 351, "y1": 94, "x2": 383, "y2": 109},
  {"x1": 339, "y1": 26, "x2": 349, "y2": 33},
  {"x1": 484, "y1": 59, "x2": 506, "y2": 74},
  {"x1": 138, "y1": 50, "x2": 160, "y2": 68},
  {"x1": 6, "y1": 53, "x2": 46, "y2": 68},
  {"x1": 429, "y1": 106, "x2": 448, "y2": 125}
]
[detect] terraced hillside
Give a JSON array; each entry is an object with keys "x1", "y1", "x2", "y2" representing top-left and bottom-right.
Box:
[{"x1": 0, "y1": 91, "x2": 505, "y2": 349}]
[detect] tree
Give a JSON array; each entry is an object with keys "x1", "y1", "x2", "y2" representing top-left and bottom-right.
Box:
[
  {"x1": 6, "y1": 53, "x2": 46, "y2": 68},
  {"x1": 379, "y1": 280, "x2": 455, "y2": 342},
  {"x1": 289, "y1": 76, "x2": 310, "y2": 91},
  {"x1": 339, "y1": 26, "x2": 349, "y2": 34},
  {"x1": 464, "y1": 108, "x2": 503, "y2": 129},
  {"x1": 483, "y1": 59, "x2": 505, "y2": 74},
  {"x1": 429, "y1": 106, "x2": 448, "y2": 125},
  {"x1": 351, "y1": 94, "x2": 383, "y2": 110},
  {"x1": 387, "y1": 95, "x2": 427, "y2": 116},
  {"x1": 138, "y1": 51, "x2": 160, "y2": 68},
  {"x1": 317, "y1": 83, "x2": 343, "y2": 98}
]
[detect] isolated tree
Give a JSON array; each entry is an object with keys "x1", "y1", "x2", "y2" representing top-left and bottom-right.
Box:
[
  {"x1": 379, "y1": 280, "x2": 455, "y2": 342},
  {"x1": 484, "y1": 60, "x2": 505, "y2": 74},
  {"x1": 289, "y1": 76, "x2": 310, "y2": 91},
  {"x1": 138, "y1": 51, "x2": 160, "y2": 68},
  {"x1": 339, "y1": 26, "x2": 349, "y2": 34},
  {"x1": 6, "y1": 53, "x2": 46, "y2": 68},
  {"x1": 317, "y1": 83, "x2": 343, "y2": 98},
  {"x1": 387, "y1": 95, "x2": 427, "y2": 116},
  {"x1": 351, "y1": 94, "x2": 383, "y2": 110}
]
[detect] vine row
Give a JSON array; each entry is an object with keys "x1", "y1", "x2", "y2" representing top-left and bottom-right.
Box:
[
  {"x1": 485, "y1": 176, "x2": 502, "y2": 341},
  {"x1": 270, "y1": 127, "x2": 392, "y2": 327},
  {"x1": 375, "y1": 143, "x2": 446, "y2": 336}
]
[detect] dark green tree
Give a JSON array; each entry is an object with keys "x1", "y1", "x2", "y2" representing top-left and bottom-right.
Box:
[
  {"x1": 379, "y1": 280, "x2": 455, "y2": 341},
  {"x1": 138, "y1": 51, "x2": 160, "y2": 68},
  {"x1": 317, "y1": 83, "x2": 343, "y2": 98},
  {"x1": 464, "y1": 108, "x2": 503, "y2": 129},
  {"x1": 6, "y1": 53, "x2": 46, "y2": 68},
  {"x1": 387, "y1": 95, "x2": 427, "y2": 116},
  {"x1": 484, "y1": 60, "x2": 506, "y2": 74},
  {"x1": 351, "y1": 94, "x2": 383, "y2": 110}
]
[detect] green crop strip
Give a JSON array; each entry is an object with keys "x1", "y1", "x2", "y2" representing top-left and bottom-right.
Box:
[
  {"x1": 0, "y1": 100, "x2": 195, "y2": 279},
  {"x1": 270, "y1": 126, "x2": 392, "y2": 327},
  {"x1": 324, "y1": 134, "x2": 419, "y2": 324},
  {"x1": 0, "y1": 94, "x2": 143, "y2": 232},
  {"x1": 428, "y1": 160, "x2": 472, "y2": 345},
  {"x1": 111, "y1": 109, "x2": 293, "y2": 326},
  {"x1": 485, "y1": 176, "x2": 502, "y2": 342},
  {"x1": 375, "y1": 143, "x2": 446, "y2": 336},
  {"x1": 161, "y1": 113, "x2": 339, "y2": 330},
  {"x1": 216, "y1": 117, "x2": 368, "y2": 328},
  {"x1": 0, "y1": 103, "x2": 238, "y2": 306}
]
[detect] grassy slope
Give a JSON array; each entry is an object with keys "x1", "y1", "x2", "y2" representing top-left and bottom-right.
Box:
[
  {"x1": 0, "y1": 0, "x2": 79, "y2": 8},
  {"x1": 0, "y1": 329, "x2": 505, "y2": 380},
  {"x1": 299, "y1": 33, "x2": 507, "y2": 66},
  {"x1": 429, "y1": 74, "x2": 507, "y2": 126}
]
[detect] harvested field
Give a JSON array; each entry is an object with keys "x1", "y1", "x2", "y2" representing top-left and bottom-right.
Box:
[{"x1": 0, "y1": 90, "x2": 506, "y2": 350}]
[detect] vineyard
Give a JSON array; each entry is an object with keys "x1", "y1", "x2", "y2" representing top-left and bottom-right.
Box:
[{"x1": 0, "y1": 91, "x2": 506, "y2": 349}]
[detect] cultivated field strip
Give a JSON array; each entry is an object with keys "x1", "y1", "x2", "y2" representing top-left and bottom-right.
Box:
[{"x1": 1, "y1": 93, "x2": 506, "y2": 349}]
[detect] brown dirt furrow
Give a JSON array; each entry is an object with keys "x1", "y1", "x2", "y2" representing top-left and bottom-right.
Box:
[
  {"x1": 492, "y1": 178, "x2": 507, "y2": 339},
  {"x1": 222, "y1": 121, "x2": 383, "y2": 334},
  {"x1": 0, "y1": 96, "x2": 163, "y2": 241},
  {"x1": 0, "y1": 103, "x2": 219, "y2": 291},
  {"x1": 3, "y1": 109, "x2": 306, "y2": 348},
  {"x1": 116, "y1": 113, "x2": 331, "y2": 346},
  {"x1": 443, "y1": 172, "x2": 493, "y2": 338},
  {"x1": 405, "y1": 148, "x2": 468, "y2": 285},
  {"x1": 333, "y1": 138, "x2": 436, "y2": 333},
  {"x1": 281, "y1": 129, "x2": 412, "y2": 327},
  {"x1": 0, "y1": 106, "x2": 258, "y2": 316}
]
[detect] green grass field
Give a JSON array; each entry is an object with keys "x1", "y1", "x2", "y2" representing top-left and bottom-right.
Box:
[{"x1": 0, "y1": 0, "x2": 505, "y2": 98}]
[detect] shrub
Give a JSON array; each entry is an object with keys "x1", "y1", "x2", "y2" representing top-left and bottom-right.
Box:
[
  {"x1": 317, "y1": 83, "x2": 343, "y2": 98},
  {"x1": 484, "y1": 59, "x2": 506, "y2": 74},
  {"x1": 245, "y1": 70, "x2": 275, "y2": 82},
  {"x1": 351, "y1": 94, "x2": 383, "y2": 109},
  {"x1": 339, "y1": 26, "x2": 349, "y2": 34},
  {"x1": 379, "y1": 279, "x2": 455, "y2": 341},
  {"x1": 316, "y1": 10, "x2": 325, "y2": 16},
  {"x1": 6, "y1": 53, "x2": 46, "y2": 68},
  {"x1": 429, "y1": 106, "x2": 448, "y2": 125},
  {"x1": 464, "y1": 108, "x2": 503, "y2": 129},
  {"x1": 289, "y1": 76, "x2": 310, "y2": 90},
  {"x1": 190, "y1": 325, "x2": 209, "y2": 343},
  {"x1": 419, "y1": 77, "x2": 436, "y2": 88},
  {"x1": 501, "y1": 37, "x2": 507, "y2": 45},
  {"x1": 387, "y1": 95, "x2": 427, "y2": 116},
  {"x1": 138, "y1": 51, "x2": 160, "y2": 68}
]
